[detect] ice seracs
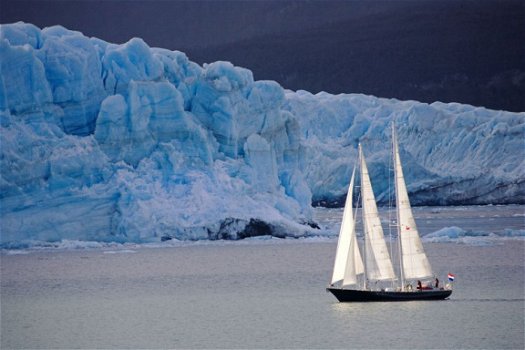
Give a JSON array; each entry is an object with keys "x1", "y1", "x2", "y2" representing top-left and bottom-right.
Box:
[
  {"x1": 284, "y1": 91, "x2": 525, "y2": 206},
  {"x1": 0, "y1": 22, "x2": 314, "y2": 246},
  {"x1": 0, "y1": 22, "x2": 524, "y2": 246}
]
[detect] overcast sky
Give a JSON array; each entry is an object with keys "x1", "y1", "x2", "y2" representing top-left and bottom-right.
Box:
[
  {"x1": 1, "y1": 0, "x2": 524, "y2": 111},
  {"x1": 1, "y1": 0, "x2": 355, "y2": 49}
]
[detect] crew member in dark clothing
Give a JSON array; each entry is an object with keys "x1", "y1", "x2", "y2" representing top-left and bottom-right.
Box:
[
  {"x1": 417, "y1": 280, "x2": 422, "y2": 291},
  {"x1": 435, "y1": 278, "x2": 439, "y2": 288}
]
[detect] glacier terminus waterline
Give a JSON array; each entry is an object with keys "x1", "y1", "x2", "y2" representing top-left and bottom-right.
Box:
[{"x1": 1, "y1": 22, "x2": 524, "y2": 247}]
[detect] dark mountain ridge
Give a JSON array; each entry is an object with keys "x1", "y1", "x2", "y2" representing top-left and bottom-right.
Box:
[{"x1": 184, "y1": 1, "x2": 524, "y2": 111}]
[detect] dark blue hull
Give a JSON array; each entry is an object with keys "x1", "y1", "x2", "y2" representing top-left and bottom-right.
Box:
[{"x1": 327, "y1": 287, "x2": 452, "y2": 302}]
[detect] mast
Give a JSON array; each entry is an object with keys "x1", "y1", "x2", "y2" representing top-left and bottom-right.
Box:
[
  {"x1": 387, "y1": 129, "x2": 395, "y2": 289},
  {"x1": 359, "y1": 145, "x2": 367, "y2": 289},
  {"x1": 393, "y1": 123, "x2": 405, "y2": 290},
  {"x1": 357, "y1": 146, "x2": 367, "y2": 289},
  {"x1": 359, "y1": 144, "x2": 396, "y2": 283}
]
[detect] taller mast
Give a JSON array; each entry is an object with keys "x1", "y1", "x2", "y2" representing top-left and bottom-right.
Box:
[{"x1": 393, "y1": 123, "x2": 405, "y2": 289}]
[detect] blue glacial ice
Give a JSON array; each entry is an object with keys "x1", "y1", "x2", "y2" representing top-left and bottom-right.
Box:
[
  {"x1": 422, "y1": 226, "x2": 525, "y2": 245},
  {"x1": 285, "y1": 91, "x2": 525, "y2": 206},
  {"x1": 1, "y1": 22, "x2": 524, "y2": 246}
]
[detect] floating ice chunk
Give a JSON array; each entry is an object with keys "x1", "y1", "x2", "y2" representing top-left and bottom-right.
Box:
[
  {"x1": 103, "y1": 249, "x2": 137, "y2": 254},
  {"x1": 500, "y1": 228, "x2": 525, "y2": 237},
  {"x1": 422, "y1": 226, "x2": 523, "y2": 245},
  {"x1": 424, "y1": 226, "x2": 471, "y2": 240}
]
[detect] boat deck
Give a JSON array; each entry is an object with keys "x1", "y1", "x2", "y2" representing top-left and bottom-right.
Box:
[{"x1": 327, "y1": 287, "x2": 452, "y2": 302}]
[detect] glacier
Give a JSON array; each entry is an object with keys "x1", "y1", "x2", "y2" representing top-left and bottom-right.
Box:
[
  {"x1": 285, "y1": 91, "x2": 525, "y2": 206},
  {"x1": 1, "y1": 22, "x2": 524, "y2": 246}
]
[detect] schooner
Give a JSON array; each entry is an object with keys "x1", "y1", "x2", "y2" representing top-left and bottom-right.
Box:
[{"x1": 326, "y1": 125, "x2": 452, "y2": 302}]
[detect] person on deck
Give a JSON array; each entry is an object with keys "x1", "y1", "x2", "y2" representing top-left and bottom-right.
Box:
[
  {"x1": 417, "y1": 280, "x2": 422, "y2": 291},
  {"x1": 435, "y1": 278, "x2": 439, "y2": 288}
]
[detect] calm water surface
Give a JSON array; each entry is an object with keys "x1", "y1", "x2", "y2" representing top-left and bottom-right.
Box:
[{"x1": 1, "y1": 206, "x2": 524, "y2": 349}]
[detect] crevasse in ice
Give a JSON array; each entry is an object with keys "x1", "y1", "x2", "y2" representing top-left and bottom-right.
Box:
[{"x1": 1, "y1": 22, "x2": 523, "y2": 245}]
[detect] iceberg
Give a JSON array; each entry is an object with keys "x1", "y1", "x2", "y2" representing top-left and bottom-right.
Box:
[
  {"x1": 1, "y1": 22, "x2": 524, "y2": 246},
  {"x1": 422, "y1": 226, "x2": 525, "y2": 245}
]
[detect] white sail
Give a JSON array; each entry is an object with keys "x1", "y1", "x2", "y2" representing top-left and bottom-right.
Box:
[
  {"x1": 330, "y1": 165, "x2": 364, "y2": 286},
  {"x1": 359, "y1": 145, "x2": 396, "y2": 281},
  {"x1": 393, "y1": 128, "x2": 433, "y2": 280},
  {"x1": 342, "y1": 205, "x2": 364, "y2": 286}
]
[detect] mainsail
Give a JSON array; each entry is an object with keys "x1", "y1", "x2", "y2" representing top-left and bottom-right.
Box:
[
  {"x1": 330, "y1": 166, "x2": 364, "y2": 286},
  {"x1": 392, "y1": 127, "x2": 433, "y2": 280},
  {"x1": 359, "y1": 145, "x2": 396, "y2": 281}
]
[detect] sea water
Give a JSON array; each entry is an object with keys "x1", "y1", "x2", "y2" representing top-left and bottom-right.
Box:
[{"x1": 1, "y1": 206, "x2": 524, "y2": 349}]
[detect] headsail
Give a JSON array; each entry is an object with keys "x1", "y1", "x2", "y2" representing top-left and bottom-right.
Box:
[
  {"x1": 330, "y1": 165, "x2": 364, "y2": 286},
  {"x1": 359, "y1": 145, "x2": 396, "y2": 281},
  {"x1": 392, "y1": 126, "x2": 433, "y2": 280},
  {"x1": 342, "y1": 226, "x2": 363, "y2": 286}
]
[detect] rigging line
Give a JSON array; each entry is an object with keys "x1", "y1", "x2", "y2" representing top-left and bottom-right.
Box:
[
  {"x1": 354, "y1": 183, "x2": 362, "y2": 287},
  {"x1": 358, "y1": 144, "x2": 368, "y2": 290},
  {"x1": 388, "y1": 125, "x2": 395, "y2": 289}
]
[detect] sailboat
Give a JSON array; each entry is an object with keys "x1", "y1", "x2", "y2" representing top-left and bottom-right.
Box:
[{"x1": 326, "y1": 125, "x2": 452, "y2": 302}]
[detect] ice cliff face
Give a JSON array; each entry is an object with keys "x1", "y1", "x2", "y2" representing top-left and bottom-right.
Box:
[
  {"x1": 0, "y1": 23, "x2": 314, "y2": 245},
  {"x1": 285, "y1": 91, "x2": 525, "y2": 206},
  {"x1": 1, "y1": 23, "x2": 523, "y2": 245}
]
